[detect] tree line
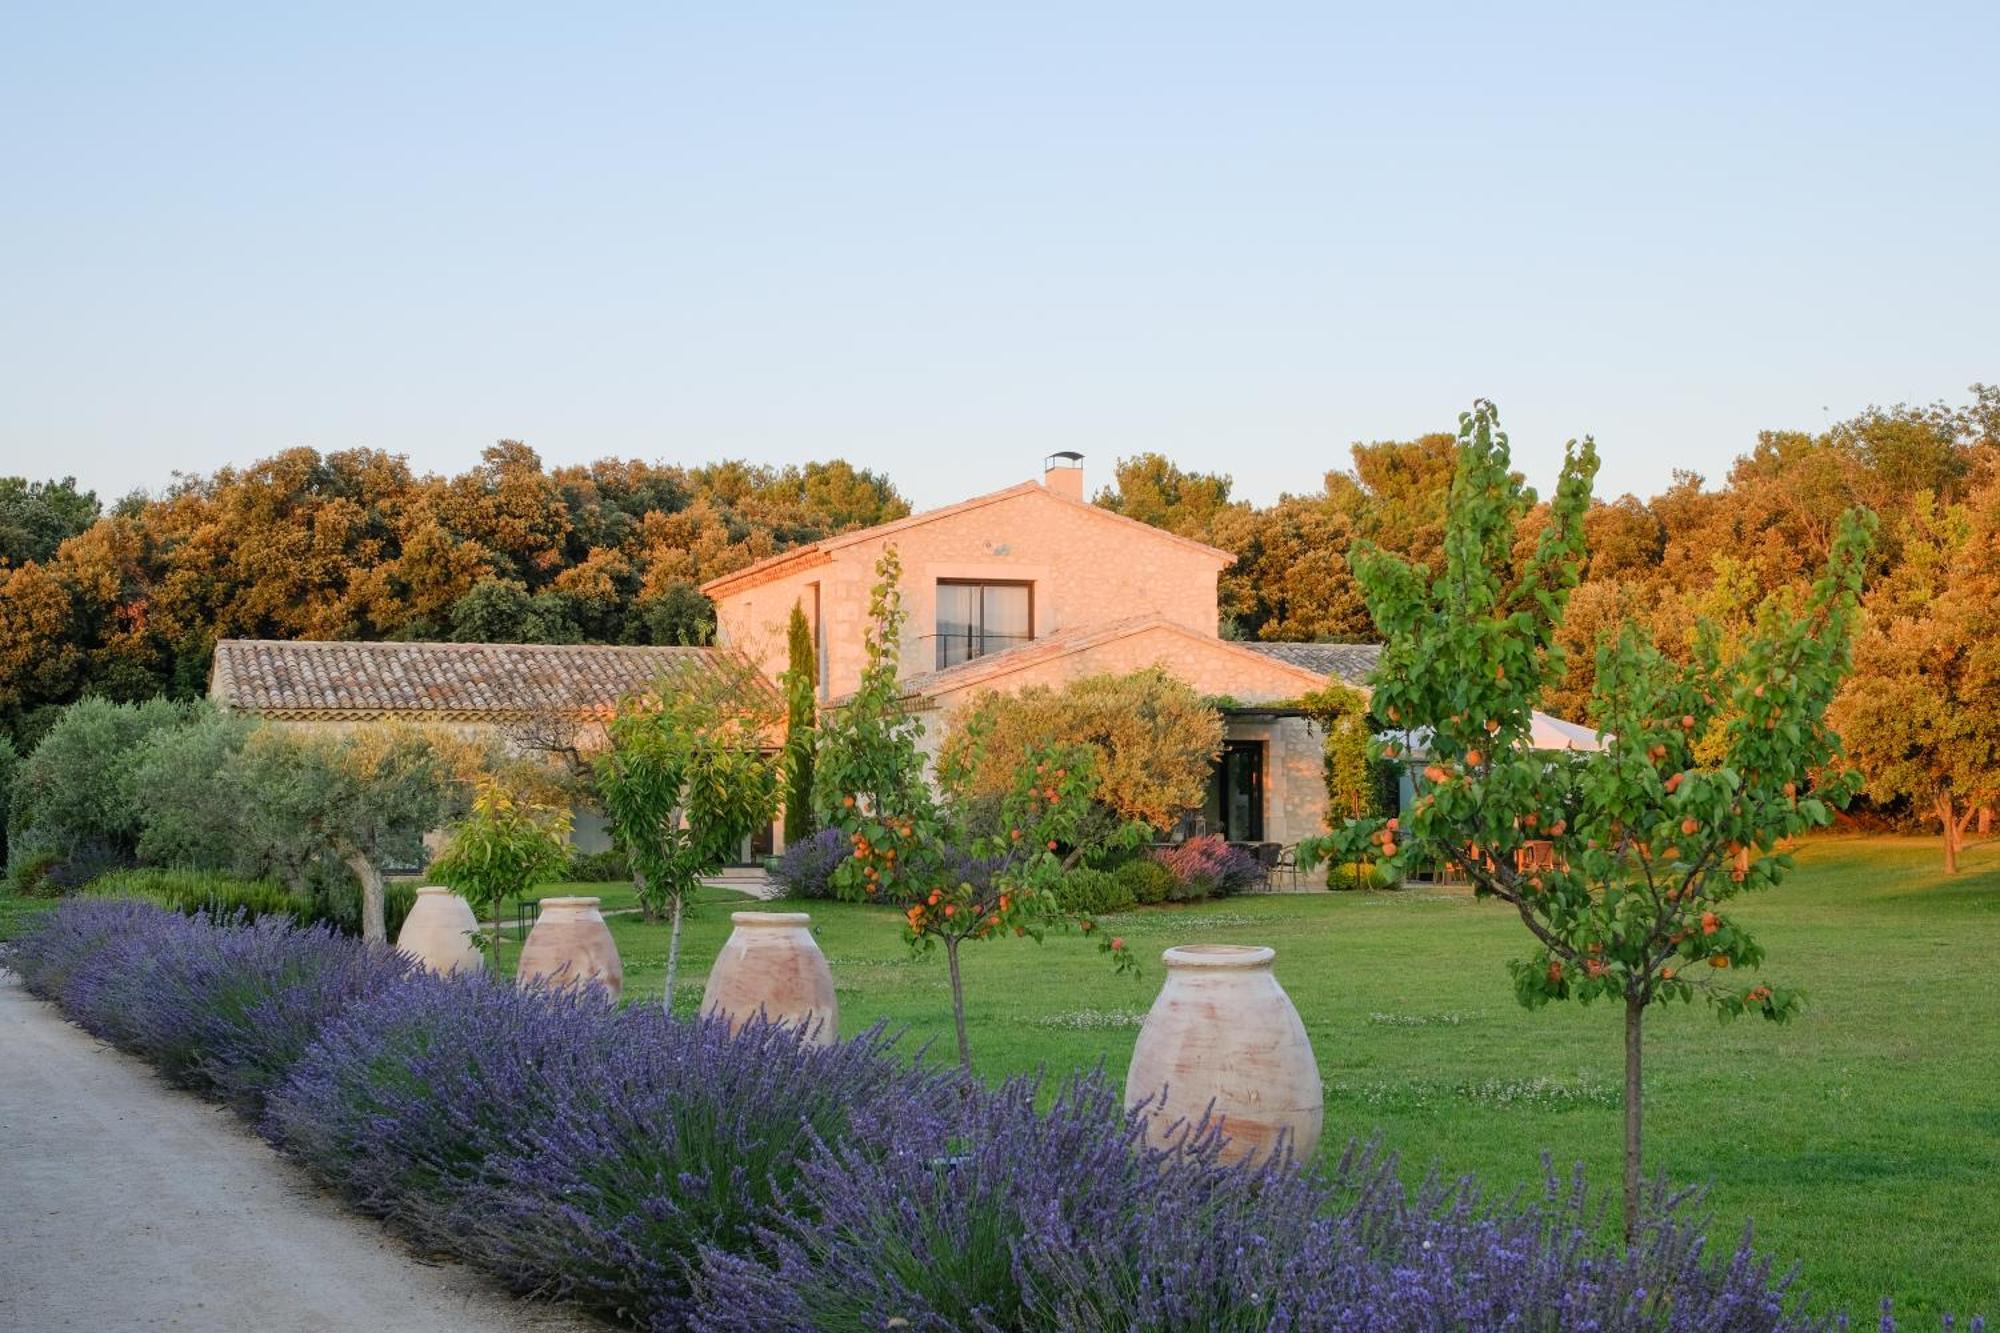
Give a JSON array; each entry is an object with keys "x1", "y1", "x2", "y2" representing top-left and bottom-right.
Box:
[
  {"x1": 3, "y1": 383, "x2": 1996, "y2": 848},
  {"x1": 0, "y1": 447, "x2": 907, "y2": 749},
  {"x1": 1096, "y1": 385, "x2": 2000, "y2": 850}
]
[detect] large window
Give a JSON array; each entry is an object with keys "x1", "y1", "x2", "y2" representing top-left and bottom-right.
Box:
[{"x1": 936, "y1": 580, "x2": 1032, "y2": 669}]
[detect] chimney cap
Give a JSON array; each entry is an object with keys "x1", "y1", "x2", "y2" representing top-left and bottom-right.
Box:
[{"x1": 1044, "y1": 451, "x2": 1084, "y2": 468}]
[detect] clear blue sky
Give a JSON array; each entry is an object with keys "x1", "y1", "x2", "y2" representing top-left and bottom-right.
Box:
[{"x1": 3, "y1": 3, "x2": 1995, "y2": 511}]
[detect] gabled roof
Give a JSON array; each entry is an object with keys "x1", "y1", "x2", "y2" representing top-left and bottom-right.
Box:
[
  {"x1": 1236, "y1": 641, "x2": 1382, "y2": 688},
  {"x1": 209, "y1": 639, "x2": 765, "y2": 722},
  {"x1": 700, "y1": 480, "x2": 1236, "y2": 597},
  {"x1": 889, "y1": 614, "x2": 1328, "y2": 705}
]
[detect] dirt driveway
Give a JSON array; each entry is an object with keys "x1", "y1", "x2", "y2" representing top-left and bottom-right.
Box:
[{"x1": 0, "y1": 969, "x2": 592, "y2": 1332}]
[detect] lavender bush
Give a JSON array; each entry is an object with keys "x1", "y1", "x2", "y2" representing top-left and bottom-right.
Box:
[
  {"x1": 11, "y1": 897, "x2": 408, "y2": 1110},
  {"x1": 694, "y1": 1071, "x2": 1828, "y2": 1333},
  {"x1": 266, "y1": 969, "x2": 626, "y2": 1235},
  {"x1": 770, "y1": 826, "x2": 846, "y2": 898},
  {"x1": 453, "y1": 1014, "x2": 960, "y2": 1329},
  {"x1": 10, "y1": 894, "x2": 163, "y2": 999},
  {"x1": 6, "y1": 899, "x2": 1982, "y2": 1333}
]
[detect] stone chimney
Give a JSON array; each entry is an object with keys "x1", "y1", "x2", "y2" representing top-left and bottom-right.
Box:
[{"x1": 1043, "y1": 451, "x2": 1084, "y2": 502}]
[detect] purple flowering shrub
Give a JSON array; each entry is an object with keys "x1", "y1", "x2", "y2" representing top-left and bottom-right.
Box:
[
  {"x1": 693, "y1": 1071, "x2": 1894, "y2": 1333},
  {"x1": 11, "y1": 897, "x2": 409, "y2": 1110},
  {"x1": 265, "y1": 970, "x2": 625, "y2": 1234},
  {"x1": 8, "y1": 899, "x2": 1985, "y2": 1332},
  {"x1": 770, "y1": 826, "x2": 847, "y2": 898},
  {"x1": 10, "y1": 895, "x2": 163, "y2": 1001},
  {"x1": 1153, "y1": 833, "x2": 1262, "y2": 899},
  {"x1": 692, "y1": 1072, "x2": 1303, "y2": 1333},
  {"x1": 453, "y1": 1014, "x2": 961, "y2": 1329},
  {"x1": 267, "y1": 966, "x2": 964, "y2": 1325}
]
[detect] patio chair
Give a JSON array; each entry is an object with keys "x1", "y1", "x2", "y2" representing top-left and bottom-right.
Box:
[{"x1": 1254, "y1": 841, "x2": 1284, "y2": 889}]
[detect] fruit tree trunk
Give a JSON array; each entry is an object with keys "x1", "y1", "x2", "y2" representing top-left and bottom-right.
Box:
[{"x1": 1623, "y1": 992, "x2": 1645, "y2": 1243}]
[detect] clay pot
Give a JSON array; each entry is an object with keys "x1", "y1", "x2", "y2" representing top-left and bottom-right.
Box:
[
  {"x1": 395, "y1": 887, "x2": 484, "y2": 975},
  {"x1": 516, "y1": 897, "x2": 624, "y2": 1002},
  {"x1": 700, "y1": 912, "x2": 838, "y2": 1044},
  {"x1": 1123, "y1": 944, "x2": 1321, "y2": 1165}
]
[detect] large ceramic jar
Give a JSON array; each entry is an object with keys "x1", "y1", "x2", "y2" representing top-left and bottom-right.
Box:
[
  {"x1": 395, "y1": 887, "x2": 484, "y2": 975},
  {"x1": 700, "y1": 912, "x2": 838, "y2": 1044},
  {"x1": 1123, "y1": 944, "x2": 1321, "y2": 1165},
  {"x1": 516, "y1": 897, "x2": 624, "y2": 1002}
]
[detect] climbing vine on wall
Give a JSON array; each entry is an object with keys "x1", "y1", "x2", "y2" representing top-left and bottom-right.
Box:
[{"x1": 1295, "y1": 683, "x2": 1387, "y2": 821}]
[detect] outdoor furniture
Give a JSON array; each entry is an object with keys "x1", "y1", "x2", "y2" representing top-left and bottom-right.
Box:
[{"x1": 1515, "y1": 840, "x2": 1557, "y2": 872}]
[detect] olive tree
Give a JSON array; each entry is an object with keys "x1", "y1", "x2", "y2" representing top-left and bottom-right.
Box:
[
  {"x1": 233, "y1": 723, "x2": 462, "y2": 944},
  {"x1": 7, "y1": 696, "x2": 191, "y2": 876},
  {"x1": 133, "y1": 709, "x2": 258, "y2": 870}
]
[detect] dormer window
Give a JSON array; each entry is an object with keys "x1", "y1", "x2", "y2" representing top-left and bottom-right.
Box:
[{"x1": 936, "y1": 580, "x2": 1032, "y2": 669}]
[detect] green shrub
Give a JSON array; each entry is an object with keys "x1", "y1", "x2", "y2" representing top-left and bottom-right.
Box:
[
  {"x1": 89, "y1": 868, "x2": 303, "y2": 920},
  {"x1": 6, "y1": 848, "x2": 64, "y2": 898},
  {"x1": 1053, "y1": 868, "x2": 1136, "y2": 916},
  {"x1": 1114, "y1": 858, "x2": 1177, "y2": 906},
  {"x1": 1325, "y1": 859, "x2": 1394, "y2": 890},
  {"x1": 8, "y1": 697, "x2": 194, "y2": 875},
  {"x1": 308, "y1": 868, "x2": 417, "y2": 939},
  {"x1": 133, "y1": 710, "x2": 255, "y2": 870},
  {"x1": 84, "y1": 867, "x2": 416, "y2": 938},
  {"x1": 566, "y1": 846, "x2": 631, "y2": 883},
  {"x1": 0, "y1": 735, "x2": 17, "y2": 865}
]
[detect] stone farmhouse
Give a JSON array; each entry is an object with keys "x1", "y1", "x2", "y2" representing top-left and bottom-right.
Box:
[{"x1": 211, "y1": 456, "x2": 1596, "y2": 863}]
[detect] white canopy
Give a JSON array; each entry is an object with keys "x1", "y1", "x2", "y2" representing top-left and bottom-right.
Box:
[
  {"x1": 1390, "y1": 711, "x2": 1609, "y2": 759},
  {"x1": 1528, "y1": 711, "x2": 1607, "y2": 753}
]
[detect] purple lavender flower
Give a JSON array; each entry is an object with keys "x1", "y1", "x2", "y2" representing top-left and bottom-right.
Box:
[
  {"x1": 9, "y1": 898, "x2": 1986, "y2": 1333},
  {"x1": 264, "y1": 968, "x2": 623, "y2": 1233},
  {"x1": 11, "y1": 897, "x2": 408, "y2": 1110},
  {"x1": 453, "y1": 1012, "x2": 959, "y2": 1329},
  {"x1": 771, "y1": 826, "x2": 848, "y2": 899}
]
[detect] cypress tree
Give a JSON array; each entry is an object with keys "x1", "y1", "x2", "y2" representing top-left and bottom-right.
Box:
[{"x1": 782, "y1": 602, "x2": 818, "y2": 841}]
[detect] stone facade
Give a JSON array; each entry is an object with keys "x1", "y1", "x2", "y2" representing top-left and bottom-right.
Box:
[
  {"x1": 1217, "y1": 715, "x2": 1328, "y2": 849},
  {"x1": 699, "y1": 464, "x2": 1364, "y2": 852},
  {"x1": 702, "y1": 473, "x2": 1234, "y2": 700}
]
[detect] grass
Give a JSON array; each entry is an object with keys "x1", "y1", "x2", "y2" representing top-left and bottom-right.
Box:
[
  {"x1": 7, "y1": 835, "x2": 1993, "y2": 1315},
  {"x1": 505, "y1": 836, "x2": 1999, "y2": 1319}
]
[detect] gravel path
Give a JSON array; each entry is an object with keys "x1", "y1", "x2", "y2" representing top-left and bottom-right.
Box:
[{"x1": 0, "y1": 968, "x2": 595, "y2": 1333}]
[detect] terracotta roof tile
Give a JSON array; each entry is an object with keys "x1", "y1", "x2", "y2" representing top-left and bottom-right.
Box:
[
  {"x1": 209, "y1": 639, "x2": 764, "y2": 720},
  {"x1": 1236, "y1": 641, "x2": 1382, "y2": 687}
]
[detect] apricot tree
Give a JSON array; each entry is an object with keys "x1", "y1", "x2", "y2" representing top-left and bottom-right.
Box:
[
  {"x1": 1302, "y1": 401, "x2": 1873, "y2": 1238},
  {"x1": 816, "y1": 547, "x2": 1142, "y2": 1068}
]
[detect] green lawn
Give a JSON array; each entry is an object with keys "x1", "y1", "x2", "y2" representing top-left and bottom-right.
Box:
[
  {"x1": 6, "y1": 837, "x2": 1992, "y2": 1314},
  {"x1": 498, "y1": 836, "x2": 1999, "y2": 1318}
]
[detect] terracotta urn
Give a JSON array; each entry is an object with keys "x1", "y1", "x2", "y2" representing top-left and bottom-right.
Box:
[
  {"x1": 1123, "y1": 944, "x2": 1322, "y2": 1165},
  {"x1": 700, "y1": 912, "x2": 838, "y2": 1044},
  {"x1": 395, "y1": 887, "x2": 484, "y2": 975},
  {"x1": 516, "y1": 897, "x2": 624, "y2": 1002}
]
